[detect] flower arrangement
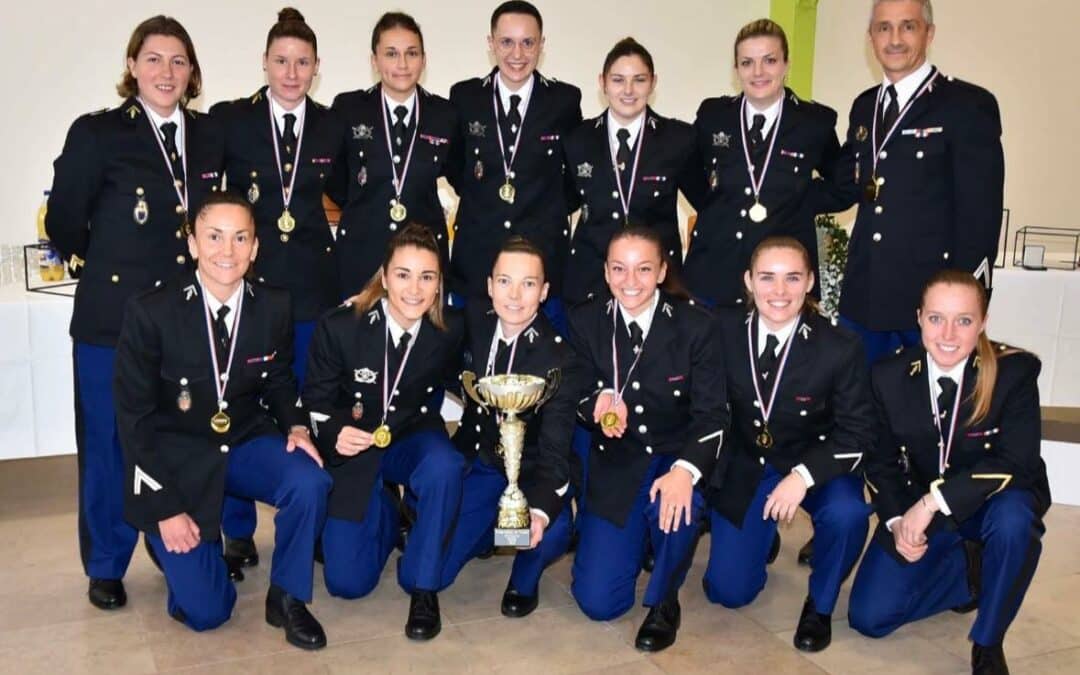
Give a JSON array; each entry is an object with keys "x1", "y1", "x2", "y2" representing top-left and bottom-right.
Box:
[{"x1": 815, "y1": 214, "x2": 849, "y2": 320}]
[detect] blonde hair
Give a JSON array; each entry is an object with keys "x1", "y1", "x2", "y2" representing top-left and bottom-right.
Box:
[
  {"x1": 348, "y1": 224, "x2": 446, "y2": 331},
  {"x1": 734, "y1": 19, "x2": 789, "y2": 66}
]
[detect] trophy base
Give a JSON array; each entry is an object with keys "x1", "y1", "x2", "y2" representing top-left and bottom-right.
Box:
[{"x1": 494, "y1": 527, "x2": 531, "y2": 548}]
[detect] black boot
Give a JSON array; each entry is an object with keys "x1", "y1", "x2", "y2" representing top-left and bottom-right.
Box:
[
  {"x1": 635, "y1": 595, "x2": 681, "y2": 652},
  {"x1": 797, "y1": 537, "x2": 814, "y2": 566},
  {"x1": 87, "y1": 578, "x2": 127, "y2": 610},
  {"x1": 405, "y1": 591, "x2": 441, "y2": 640},
  {"x1": 265, "y1": 584, "x2": 326, "y2": 650},
  {"x1": 793, "y1": 595, "x2": 832, "y2": 652},
  {"x1": 972, "y1": 642, "x2": 1009, "y2": 675},
  {"x1": 224, "y1": 536, "x2": 259, "y2": 568},
  {"x1": 501, "y1": 582, "x2": 538, "y2": 618},
  {"x1": 767, "y1": 531, "x2": 781, "y2": 565},
  {"x1": 952, "y1": 540, "x2": 982, "y2": 614}
]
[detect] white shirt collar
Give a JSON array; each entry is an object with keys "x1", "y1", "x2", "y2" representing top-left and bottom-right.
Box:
[
  {"x1": 607, "y1": 109, "x2": 645, "y2": 156},
  {"x1": 486, "y1": 314, "x2": 538, "y2": 374},
  {"x1": 269, "y1": 93, "x2": 306, "y2": 137},
  {"x1": 381, "y1": 298, "x2": 421, "y2": 345},
  {"x1": 142, "y1": 102, "x2": 184, "y2": 156},
  {"x1": 927, "y1": 353, "x2": 968, "y2": 396},
  {"x1": 744, "y1": 95, "x2": 783, "y2": 137},
  {"x1": 196, "y1": 271, "x2": 243, "y2": 335},
  {"x1": 882, "y1": 61, "x2": 934, "y2": 110},
  {"x1": 617, "y1": 290, "x2": 660, "y2": 339},
  {"x1": 382, "y1": 89, "x2": 417, "y2": 127},
  {"x1": 756, "y1": 314, "x2": 798, "y2": 356},
  {"x1": 497, "y1": 71, "x2": 534, "y2": 117}
]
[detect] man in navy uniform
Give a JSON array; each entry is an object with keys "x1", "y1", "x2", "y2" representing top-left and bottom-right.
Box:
[
  {"x1": 837, "y1": 0, "x2": 1004, "y2": 365},
  {"x1": 114, "y1": 191, "x2": 331, "y2": 649},
  {"x1": 447, "y1": 0, "x2": 582, "y2": 333}
]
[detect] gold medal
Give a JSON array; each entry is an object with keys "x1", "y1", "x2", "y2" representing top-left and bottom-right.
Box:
[
  {"x1": 177, "y1": 388, "x2": 192, "y2": 413},
  {"x1": 277, "y1": 209, "x2": 296, "y2": 233},
  {"x1": 210, "y1": 410, "x2": 231, "y2": 434},
  {"x1": 498, "y1": 180, "x2": 516, "y2": 204},
  {"x1": 372, "y1": 424, "x2": 392, "y2": 448},
  {"x1": 600, "y1": 411, "x2": 620, "y2": 430},
  {"x1": 756, "y1": 429, "x2": 773, "y2": 449},
  {"x1": 748, "y1": 202, "x2": 768, "y2": 223},
  {"x1": 389, "y1": 200, "x2": 408, "y2": 223}
]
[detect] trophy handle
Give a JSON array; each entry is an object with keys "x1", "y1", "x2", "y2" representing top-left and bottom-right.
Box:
[
  {"x1": 533, "y1": 368, "x2": 561, "y2": 410},
  {"x1": 461, "y1": 370, "x2": 488, "y2": 409}
]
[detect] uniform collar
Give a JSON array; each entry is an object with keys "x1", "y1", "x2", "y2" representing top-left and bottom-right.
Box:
[
  {"x1": 380, "y1": 298, "x2": 421, "y2": 344},
  {"x1": 140, "y1": 100, "x2": 184, "y2": 152},
  {"x1": 927, "y1": 353, "x2": 968, "y2": 391},
  {"x1": 269, "y1": 91, "x2": 306, "y2": 135},
  {"x1": 195, "y1": 271, "x2": 243, "y2": 333},
  {"x1": 496, "y1": 71, "x2": 534, "y2": 115},
  {"x1": 881, "y1": 61, "x2": 934, "y2": 109},
  {"x1": 743, "y1": 94, "x2": 782, "y2": 136},
  {"x1": 617, "y1": 290, "x2": 660, "y2": 339},
  {"x1": 606, "y1": 109, "x2": 645, "y2": 151},
  {"x1": 382, "y1": 88, "x2": 417, "y2": 127},
  {"x1": 756, "y1": 314, "x2": 798, "y2": 356}
]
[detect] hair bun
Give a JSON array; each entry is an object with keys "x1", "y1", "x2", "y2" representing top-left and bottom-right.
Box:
[{"x1": 278, "y1": 7, "x2": 305, "y2": 23}]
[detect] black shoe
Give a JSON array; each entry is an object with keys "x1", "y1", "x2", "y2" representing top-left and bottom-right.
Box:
[
  {"x1": 501, "y1": 583, "x2": 538, "y2": 618},
  {"x1": 767, "y1": 531, "x2": 781, "y2": 565},
  {"x1": 642, "y1": 552, "x2": 655, "y2": 573},
  {"x1": 265, "y1": 585, "x2": 326, "y2": 650},
  {"x1": 567, "y1": 528, "x2": 580, "y2": 553},
  {"x1": 953, "y1": 540, "x2": 983, "y2": 614},
  {"x1": 405, "y1": 591, "x2": 441, "y2": 640},
  {"x1": 635, "y1": 596, "x2": 681, "y2": 652},
  {"x1": 224, "y1": 536, "x2": 259, "y2": 568},
  {"x1": 793, "y1": 595, "x2": 832, "y2": 652},
  {"x1": 88, "y1": 578, "x2": 127, "y2": 610},
  {"x1": 476, "y1": 545, "x2": 496, "y2": 560},
  {"x1": 797, "y1": 537, "x2": 814, "y2": 566},
  {"x1": 169, "y1": 606, "x2": 187, "y2": 625},
  {"x1": 972, "y1": 642, "x2": 1009, "y2": 675},
  {"x1": 226, "y1": 556, "x2": 245, "y2": 582},
  {"x1": 144, "y1": 535, "x2": 163, "y2": 573}
]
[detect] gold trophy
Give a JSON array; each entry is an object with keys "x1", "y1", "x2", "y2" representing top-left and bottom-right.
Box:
[{"x1": 462, "y1": 369, "x2": 560, "y2": 547}]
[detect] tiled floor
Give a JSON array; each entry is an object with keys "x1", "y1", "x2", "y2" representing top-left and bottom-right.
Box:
[{"x1": 2, "y1": 455, "x2": 1078, "y2": 674}]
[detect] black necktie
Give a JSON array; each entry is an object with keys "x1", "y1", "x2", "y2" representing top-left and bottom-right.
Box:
[
  {"x1": 507, "y1": 94, "x2": 522, "y2": 132},
  {"x1": 629, "y1": 322, "x2": 644, "y2": 355},
  {"x1": 493, "y1": 339, "x2": 512, "y2": 374},
  {"x1": 882, "y1": 84, "x2": 900, "y2": 133},
  {"x1": 392, "y1": 105, "x2": 408, "y2": 148},
  {"x1": 160, "y1": 122, "x2": 185, "y2": 185},
  {"x1": 937, "y1": 376, "x2": 958, "y2": 421},
  {"x1": 281, "y1": 113, "x2": 297, "y2": 154},
  {"x1": 758, "y1": 334, "x2": 780, "y2": 380},
  {"x1": 615, "y1": 128, "x2": 633, "y2": 195},
  {"x1": 213, "y1": 305, "x2": 231, "y2": 363},
  {"x1": 749, "y1": 114, "x2": 766, "y2": 147}
]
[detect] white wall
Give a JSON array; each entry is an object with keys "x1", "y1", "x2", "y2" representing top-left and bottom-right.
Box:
[
  {"x1": 813, "y1": 0, "x2": 1080, "y2": 241},
  {"x1": 2, "y1": 0, "x2": 768, "y2": 244}
]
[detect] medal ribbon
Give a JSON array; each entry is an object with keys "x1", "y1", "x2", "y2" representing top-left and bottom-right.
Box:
[
  {"x1": 928, "y1": 363, "x2": 966, "y2": 476},
  {"x1": 267, "y1": 95, "x2": 306, "y2": 212},
  {"x1": 491, "y1": 82, "x2": 528, "y2": 182},
  {"x1": 611, "y1": 118, "x2": 645, "y2": 224},
  {"x1": 138, "y1": 98, "x2": 189, "y2": 218},
  {"x1": 870, "y1": 68, "x2": 939, "y2": 179},
  {"x1": 739, "y1": 95, "x2": 784, "y2": 206},
  {"x1": 379, "y1": 91, "x2": 421, "y2": 203},
  {"x1": 745, "y1": 311, "x2": 800, "y2": 429},
  {"x1": 380, "y1": 320, "x2": 419, "y2": 427},
  {"x1": 201, "y1": 284, "x2": 244, "y2": 410},
  {"x1": 609, "y1": 305, "x2": 646, "y2": 408}
]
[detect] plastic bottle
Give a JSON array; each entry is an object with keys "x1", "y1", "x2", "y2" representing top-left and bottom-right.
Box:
[{"x1": 37, "y1": 190, "x2": 64, "y2": 281}]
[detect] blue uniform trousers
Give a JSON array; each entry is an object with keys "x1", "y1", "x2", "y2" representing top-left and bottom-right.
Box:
[
  {"x1": 848, "y1": 488, "x2": 1044, "y2": 647},
  {"x1": 703, "y1": 468, "x2": 870, "y2": 614},
  {"x1": 74, "y1": 343, "x2": 139, "y2": 580},
  {"x1": 322, "y1": 430, "x2": 466, "y2": 598},
  {"x1": 147, "y1": 434, "x2": 329, "y2": 631},
  {"x1": 571, "y1": 454, "x2": 705, "y2": 620},
  {"x1": 838, "y1": 316, "x2": 921, "y2": 367}
]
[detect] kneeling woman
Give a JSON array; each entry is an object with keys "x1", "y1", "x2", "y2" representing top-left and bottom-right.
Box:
[
  {"x1": 443, "y1": 236, "x2": 586, "y2": 616},
  {"x1": 303, "y1": 224, "x2": 465, "y2": 641},
  {"x1": 568, "y1": 226, "x2": 727, "y2": 652},
  {"x1": 702, "y1": 237, "x2": 873, "y2": 653},
  {"x1": 849, "y1": 270, "x2": 1050, "y2": 675}
]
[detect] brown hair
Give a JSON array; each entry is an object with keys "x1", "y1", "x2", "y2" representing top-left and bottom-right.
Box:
[
  {"x1": 117, "y1": 16, "x2": 202, "y2": 101},
  {"x1": 733, "y1": 18, "x2": 789, "y2": 66},
  {"x1": 348, "y1": 224, "x2": 446, "y2": 330},
  {"x1": 745, "y1": 236, "x2": 820, "y2": 314},
  {"x1": 603, "y1": 37, "x2": 655, "y2": 77},
  {"x1": 493, "y1": 235, "x2": 547, "y2": 281},
  {"x1": 193, "y1": 190, "x2": 254, "y2": 234},
  {"x1": 371, "y1": 11, "x2": 425, "y2": 54},
  {"x1": 607, "y1": 225, "x2": 689, "y2": 301},
  {"x1": 266, "y1": 7, "x2": 317, "y2": 55},
  {"x1": 919, "y1": 269, "x2": 1019, "y2": 426}
]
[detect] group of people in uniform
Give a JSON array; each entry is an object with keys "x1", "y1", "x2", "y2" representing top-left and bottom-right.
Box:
[{"x1": 44, "y1": 1, "x2": 1043, "y2": 673}]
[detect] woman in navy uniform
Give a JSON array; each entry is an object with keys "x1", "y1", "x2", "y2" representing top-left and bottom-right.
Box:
[
  {"x1": 210, "y1": 6, "x2": 344, "y2": 575},
  {"x1": 45, "y1": 15, "x2": 224, "y2": 611},
  {"x1": 562, "y1": 38, "x2": 702, "y2": 305},
  {"x1": 849, "y1": 270, "x2": 1049, "y2": 675},
  {"x1": 442, "y1": 236, "x2": 585, "y2": 617},
  {"x1": 702, "y1": 237, "x2": 873, "y2": 653},
  {"x1": 568, "y1": 226, "x2": 727, "y2": 652},
  {"x1": 303, "y1": 224, "x2": 465, "y2": 641},
  {"x1": 330, "y1": 12, "x2": 458, "y2": 297},
  {"x1": 115, "y1": 192, "x2": 330, "y2": 649},
  {"x1": 446, "y1": 1, "x2": 582, "y2": 332},
  {"x1": 683, "y1": 19, "x2": 851, "y2": 308}
]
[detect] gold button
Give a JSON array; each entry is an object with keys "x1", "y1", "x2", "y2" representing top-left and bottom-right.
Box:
[
  {"x1": 176, "y1": 255, "x2": 186, "y2": 264},
  {"x1": 110, "y1": 274, "x2": 119, "y2": 283},
  {"x1": 175, "y1": 229, "x2": 183, "y2": 239},
  {"x1": 175, "y1": 205, "x2": 184, "y2": 214}
]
